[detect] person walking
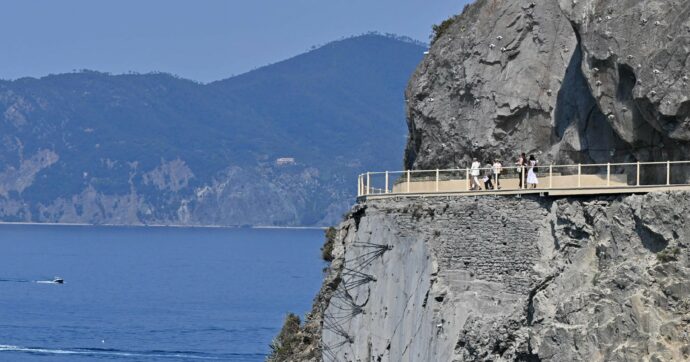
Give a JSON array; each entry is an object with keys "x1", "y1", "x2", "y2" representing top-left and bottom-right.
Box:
[
  {"x1": 516, "y1": 153, "x2": 527, "y2": 189},
  {"x1": 492, "y1": 159, "x2": 503, "y2": 189},
  {"x1": 527, "y1": 155, "x2": 539, "y2": 188},
  {"x1": 470, "y1": 158, "x2": 482, "y2": 191},
  {"x1": 483, "y1": 161, "x2": 494, "y2": 190}
]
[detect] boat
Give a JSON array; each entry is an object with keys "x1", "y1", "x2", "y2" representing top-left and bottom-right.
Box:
[{"x1": 52, "y1": 277, "x2": 64, "y2": 284}]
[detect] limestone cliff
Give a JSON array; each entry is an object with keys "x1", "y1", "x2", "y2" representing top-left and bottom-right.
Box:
[
  {"x1": 405, "y1": 0, "x2": 690, "y2": 169},
  {"x1": 271, "y1": 1, "x2": 690, "y2": 361},
  {"x1": 285, "y1": 192, "x2": 689, "y2": 361}
]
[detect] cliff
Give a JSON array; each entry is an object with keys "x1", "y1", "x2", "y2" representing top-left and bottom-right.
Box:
[
  {"x1": 282, "y1": 192, "x2": 689, "y2": 361},
  {"x1": 272, "y1": 0, "x2": 690, "y2": 361},
  {"x1": 405, "y1": 0, "x2": 690, "y2": 170}
]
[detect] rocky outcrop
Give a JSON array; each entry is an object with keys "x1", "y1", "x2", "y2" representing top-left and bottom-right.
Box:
[
  {"x1": 273, "y1": 2, "x2": 690, "y2": 360},
  {"x1": 275, "y1": 1, "x2": 690, "y2": 360},
  {"x1": 298, "y1": 192, "x2": 690, "y2": 361},
  {"x1": 405, "y1": 0, "x2": 690, "y2": 170},
  {"x1": 0, "y1": 149, "x2": 58, "y2": 197}
]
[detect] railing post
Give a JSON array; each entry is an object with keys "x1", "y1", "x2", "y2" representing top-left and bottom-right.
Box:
[
  {"x1": 667, "y1": 161, "x2": 671, "y2": 185},
  {"x1": 466, "y1": 168, "x2": 470, "y2": 191},
  {"x1": 385, "y1": 171, "x2": 389, "y2": 194},
  {"x1": 577, "y1": 164, "x2": 582, "y2": 188},
  {"x1": 522, "y1": 166, "x2": 526, "y2": 189},
  {"x1": 435, "y1": 169, "x2": 439, "y2": 192},
  {"x1": 636, "y1": 161, "x2": 640, "y2": 186},
  {"x1": 366, "y1": 172, "x2": 370, "y2": 195},
  {"x1": 406, "y1": 170, "x2": 411, "y2": 193},
  {"x1": 549, "y1": 164, "x2": 553, "y2": 189},
  {"x1": 607, "y1": 163, "x2": 611, "y2": 187},
  {"x1": 494, "y1": 168, "x2": 498, "y2": 188},
  {"x1": 360, "y1": 174, "x2": 364, "y2": 196}
]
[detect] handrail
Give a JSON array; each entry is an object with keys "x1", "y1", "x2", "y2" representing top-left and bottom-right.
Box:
[{"x1": 357, "y1": 160, "x2": 690, "y2": 197}]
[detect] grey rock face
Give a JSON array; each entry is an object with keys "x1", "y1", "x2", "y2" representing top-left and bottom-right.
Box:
[
  {"x1": 304, "y1": 192, "x2": 690, "y2": 361},
  {"x1": 563, "y1": 0, "x2": 690, "y2": 160},
  {"x1": 405, "y1": 0, "x2": 690, "y2": 170}
]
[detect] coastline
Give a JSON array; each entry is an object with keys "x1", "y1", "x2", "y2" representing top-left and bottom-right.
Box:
[{"x1": 0, "y1": 221, "x2": 326, "y2": 230}]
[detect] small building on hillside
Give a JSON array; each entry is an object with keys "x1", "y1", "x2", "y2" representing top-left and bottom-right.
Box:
[{"x1": 276, "y1": 157, "x2": 296, "y2": 166}]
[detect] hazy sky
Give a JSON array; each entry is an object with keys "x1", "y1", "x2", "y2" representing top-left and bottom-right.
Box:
[{"x1": 1, "y1": 0, "x2": 469, "y2": 82}]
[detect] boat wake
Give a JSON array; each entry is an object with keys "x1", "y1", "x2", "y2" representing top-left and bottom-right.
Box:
[
  {"x1": 0, "y1": 277, "x2": 64, "y2": 284},
  {"x1": 0, "y1": 344, "x2": 250, "y2": 360},
  {"x1": 0, "y1": 278, "x2": 30, "y2": 283}
]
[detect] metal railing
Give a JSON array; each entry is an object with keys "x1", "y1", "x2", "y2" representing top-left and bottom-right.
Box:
[{"x1": 357, "y1": 161, "x2": 690, "y2": 197}]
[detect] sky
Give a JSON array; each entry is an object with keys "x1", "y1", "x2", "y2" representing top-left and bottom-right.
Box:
[{"x1": 1, "y1": 0, "x2": 469, "y2": 83}]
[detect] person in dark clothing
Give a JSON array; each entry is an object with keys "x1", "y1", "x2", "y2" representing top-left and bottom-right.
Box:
[
  {"x1": 516, "y1": 153, "x2": 527, "y2": 189},
  {"x1": 483, "y1": 161, "x2": 494, "y2": 190}
]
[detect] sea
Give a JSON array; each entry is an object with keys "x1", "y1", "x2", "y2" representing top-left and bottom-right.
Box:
[{"x1": 0, "y1": 224, "x2": 325, "y2": 361}]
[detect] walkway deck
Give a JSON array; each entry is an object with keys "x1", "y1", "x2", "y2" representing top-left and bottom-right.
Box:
[{"x1": 357, "y1": 161, "x2": 690, "y2": 200}]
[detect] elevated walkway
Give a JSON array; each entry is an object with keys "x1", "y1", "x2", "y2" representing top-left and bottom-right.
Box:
[{"x1": 357, "y1": 161, "x2": 690, "y2": 201}]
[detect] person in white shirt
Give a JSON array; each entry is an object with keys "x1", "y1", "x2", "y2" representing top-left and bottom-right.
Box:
[
  {"x1": 470, "y1": 158, "x2": 481, "y2": 191},
  {"x1": 527, "y1": 155, "x2": 539, "y2": 188},
  {"x1": 492, "y1": 159, "x2": 503, "y2": 189}
]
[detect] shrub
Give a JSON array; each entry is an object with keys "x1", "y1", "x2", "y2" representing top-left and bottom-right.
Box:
[
  {"x1": 656, "y1": 247, "x2": 681, "y2": 263},
  {"x1": 321, "y1": 227, "x2": 337, "y2": 262},
  {"x1": 268, "y1": 313, "x2": 302, "y2": 361},
  {"x1": 431, "y1": 16, "x2": 457, "y2": 44}
]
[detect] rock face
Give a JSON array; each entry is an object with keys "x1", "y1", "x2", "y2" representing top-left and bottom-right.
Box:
[
  {"x1": 274, "y1": 2, "x2": 690, "y2": 360},
  {"x1": 297, "y1": 192, "x2": 690, "y2": 361},
  {"x1": 405, "y1": 0, "x2": 690, "y2": 170},
  {"x1": 276, "y1": 1, "x2": 690, "y2": 360}
]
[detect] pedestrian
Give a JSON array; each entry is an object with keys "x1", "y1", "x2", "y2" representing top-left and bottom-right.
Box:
[
  {"x1": 483, "y1": 161, "x2": 494, "y2": 190},
  {"x1": 527, "y1": 155, "x2": 539, "y2": 188},
  {"x1": 492, "y1": 159, "x2": 503, "y2": 189},
  {"x1": 516, "y1": 153, "x2": 527, "y2": 189},
  {"x1": 470, "y1": 158, "x2": 482, "y2": 191}
]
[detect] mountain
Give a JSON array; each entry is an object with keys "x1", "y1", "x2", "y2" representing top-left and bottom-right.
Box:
[{"x1": 0, "y1": 34, "x2": 426, "y2": 226}]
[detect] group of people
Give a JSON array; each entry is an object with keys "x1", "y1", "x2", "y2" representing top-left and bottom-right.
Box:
[{"x1": 469, "y1": 153, "x2": 539, "y2": 191}]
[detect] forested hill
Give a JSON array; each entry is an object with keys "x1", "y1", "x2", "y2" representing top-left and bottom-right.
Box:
[{"x1": 0, "y1": 34, "x2": 425, "y2": 226}]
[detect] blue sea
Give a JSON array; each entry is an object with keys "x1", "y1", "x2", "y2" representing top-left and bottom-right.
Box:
[{"x1": 0, "y1": 225, "x2": 325, "y2": 361}]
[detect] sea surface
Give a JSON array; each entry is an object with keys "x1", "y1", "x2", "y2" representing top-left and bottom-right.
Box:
[{"x1": 0, "y1": 225, "x2": 325, "y2": 361}]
